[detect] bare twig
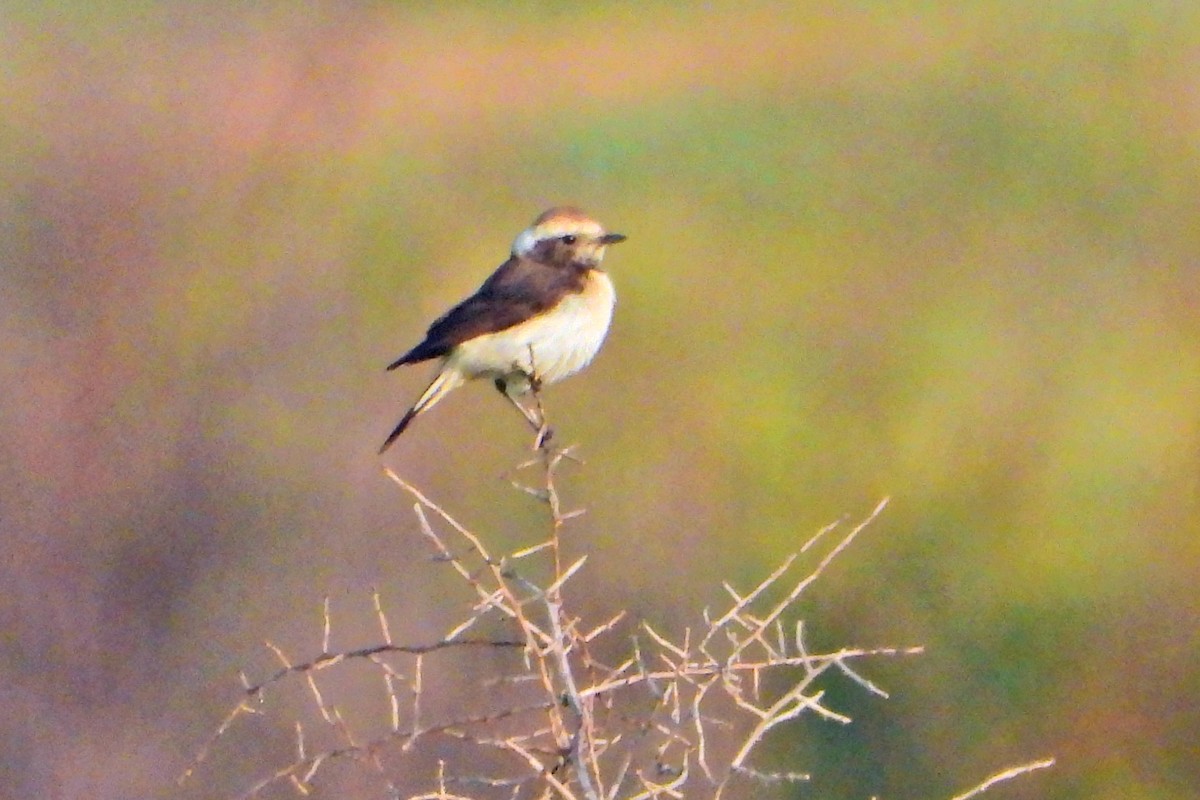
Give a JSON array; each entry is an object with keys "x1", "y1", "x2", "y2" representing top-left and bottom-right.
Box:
[
  {"x1": 186, "y1": 411, "x2": 1050, "y2": 800},
  {"x1": 949, "y1": 757, "x2": 1056, "y2": 800}
]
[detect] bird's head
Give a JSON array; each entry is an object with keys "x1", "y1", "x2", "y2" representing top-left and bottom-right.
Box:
[{"x1": 512, "y1": 207, "x2": 626, "y2": 268}]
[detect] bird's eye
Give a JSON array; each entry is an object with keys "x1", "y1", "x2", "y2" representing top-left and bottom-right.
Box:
[{"x1": 561, "y1": 234, "x2": 577, "y2": 245}]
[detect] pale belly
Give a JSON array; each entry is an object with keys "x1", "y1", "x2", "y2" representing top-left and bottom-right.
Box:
[{"x1": 448, "y1": 270, "x2": 615, "y2": 392}]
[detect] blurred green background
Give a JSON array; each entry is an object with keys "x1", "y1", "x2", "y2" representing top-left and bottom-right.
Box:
[{"x1": 2, "y1": 2, "x2": 1198, "y2": 798}]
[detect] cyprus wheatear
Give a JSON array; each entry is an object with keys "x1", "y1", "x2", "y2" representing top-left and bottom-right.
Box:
[{"x1": 379, "y1": 207, "x2": 625, "y2": 452}]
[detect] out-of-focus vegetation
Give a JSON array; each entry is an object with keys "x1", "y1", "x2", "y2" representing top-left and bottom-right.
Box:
[{"x1": 2, "y1": 3, "x2": 1197, "y2": 798}]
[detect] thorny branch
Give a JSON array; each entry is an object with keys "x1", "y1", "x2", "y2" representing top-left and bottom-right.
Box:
[{"x1": 182, "y1": 416, "x2": 1052, "y2": 799}]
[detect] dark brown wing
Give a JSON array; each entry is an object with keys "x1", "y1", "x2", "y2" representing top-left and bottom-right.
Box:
[{"x1": 386, "y1": 256, "x2": 583, "y2": 369}]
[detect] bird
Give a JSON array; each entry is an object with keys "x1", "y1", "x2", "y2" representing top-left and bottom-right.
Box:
[{"x1": 379, "y1": 207, "x2": 626, "y2": 453}]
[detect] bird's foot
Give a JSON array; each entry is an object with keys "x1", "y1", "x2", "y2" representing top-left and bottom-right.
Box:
[{"x1": 534, "y1": 424, "x2": 555, "y2": 451}]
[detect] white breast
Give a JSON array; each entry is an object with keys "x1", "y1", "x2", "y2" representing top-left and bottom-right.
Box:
[{"x1": 449, "y1": 270, "x2": 616, "y2": 391}]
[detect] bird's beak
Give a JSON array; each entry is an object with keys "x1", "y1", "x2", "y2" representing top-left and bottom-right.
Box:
[{"x1": 599, "y1": 232, "x2": 627, "y2": 245}]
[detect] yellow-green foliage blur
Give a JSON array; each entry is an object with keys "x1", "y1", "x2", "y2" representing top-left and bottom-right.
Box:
[{"x1": 2, "y1": 3, "x2": 1196, "y2": 799}]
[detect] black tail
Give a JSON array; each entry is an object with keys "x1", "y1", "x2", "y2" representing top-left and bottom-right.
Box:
[
  {"x1": 378, "y1": 407, "x2": 418, "y2": 453},
  {"x1": 378, "y1": 368, "x2": 464, "y2": 453}
]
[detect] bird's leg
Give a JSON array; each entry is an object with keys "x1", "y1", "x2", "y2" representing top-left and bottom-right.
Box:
[
  {"x1": 528, "y1": 381, "x2": 554, "y2": 450},
  {"x1": 495, "y1": 377, "x2": 544, "y2": 432},
  {"x1": 516, "y1": 347, "x2": 552, "y2": 453},
  {"x1": 516, "y1": 349, "x2": 555, "y2": 449}
]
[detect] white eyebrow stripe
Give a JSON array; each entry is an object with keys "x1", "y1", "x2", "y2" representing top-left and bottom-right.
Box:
[
  {"x1": 512, "y1": 228, "x2": 539, "y2": 257},
  {"x1": 512, "y1": 220, "x2": 604, "y2": 256}
]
